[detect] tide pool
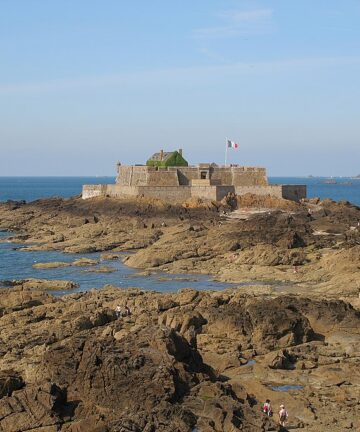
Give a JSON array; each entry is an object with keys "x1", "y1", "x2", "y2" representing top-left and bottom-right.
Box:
[{"x1": 0, "y1": 231, "x2": 236, "y2": 294}]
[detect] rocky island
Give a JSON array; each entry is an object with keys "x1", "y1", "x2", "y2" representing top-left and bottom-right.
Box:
[{"x1": 0, "y1": 192, "x2": 359, "y2": 431}]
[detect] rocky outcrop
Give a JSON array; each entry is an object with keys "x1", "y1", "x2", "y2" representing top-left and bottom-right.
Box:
[
  {"x1": 0, "y1": 196, "x2": 359, "y2": 296},
  {"x1": 0, "y1": 279, "x2": 79, "y2": 291},
  {"x1": 0, "y1": 196, "x2": 360, "y2": 430},
  {"x1": 0, "y1": 285, "x2": 358, "y2": 430},
  {"x1": 0, "y1": 287, "x2": 275, "y2": 431}
]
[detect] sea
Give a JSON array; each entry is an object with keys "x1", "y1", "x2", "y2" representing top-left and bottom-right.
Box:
[{"x1": 0, "y1": 176, "x2": 359, "y2": 293}]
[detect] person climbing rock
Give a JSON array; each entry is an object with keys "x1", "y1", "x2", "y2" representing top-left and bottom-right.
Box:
[
  {"x1": 261, "y1": 399, "x2": 273, "y2": 417},
  {"x1": 278, "y1": 404, "x2": 288, "y2": 427},
  {"x1": 115, "y1": 305, "x2": 122, "y2": 319}
]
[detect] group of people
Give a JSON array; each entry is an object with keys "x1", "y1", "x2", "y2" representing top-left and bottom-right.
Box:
[
  {"x1": 115, "y1": 304, "x2": 131, "y2": 318},
  {"x1": 262, "y1": 400, "x2": 289, "y2": 427}
]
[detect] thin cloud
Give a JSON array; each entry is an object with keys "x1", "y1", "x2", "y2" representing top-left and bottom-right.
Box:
[
  {"x1": 1, "y1": 56, "x2": 360, "y2": 95},
  {"x1": 219, "y1": 8, "x2": 273, "y2": 23},
  {"x1": 193, "y1": 8, "x2": 274, "y2": 39}
]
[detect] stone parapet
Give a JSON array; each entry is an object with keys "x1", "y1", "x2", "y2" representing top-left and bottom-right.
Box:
[
  {"x1": 82, "y1": 185, "x2": 107, "y2": 199},
  {"x1": 235, "y1": 185, "x2": 306, "y2": 201},
  {"x1": 82, "y1": 183, "x2": 305, "y2": 202},
  {"x1": 116, "y1": 164, "x2": 268, "y2": 187},
  {"x1": 191, "y1": 179, "x2": 222, "y2": 186}
]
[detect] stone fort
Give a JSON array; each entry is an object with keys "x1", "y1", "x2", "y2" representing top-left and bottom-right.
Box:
[{"x1": 82, "y1": 149, "x2": 306, "y2": 202}]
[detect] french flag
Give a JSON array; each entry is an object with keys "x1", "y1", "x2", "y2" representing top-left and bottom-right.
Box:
[{"x1": 227, "y1": 139, "x2": 239, "y2": 149}]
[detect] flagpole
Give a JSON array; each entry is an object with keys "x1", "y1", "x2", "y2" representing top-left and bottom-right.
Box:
[{"x1": 225, "y1": 137, "x2": 228, "y2": 167}]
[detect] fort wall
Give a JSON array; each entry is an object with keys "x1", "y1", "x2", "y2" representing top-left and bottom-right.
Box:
[
  {"x1": 116, "y1": 165, "x2": 268, "y2": 188},
  {"x1": 281, "y1": 185, "x2": 307, "y2": 201},
  {"x1": 82, "y1": 185, "x2": 108, "y2": 199},
  {"x1": 146, "y1": 171, "x2": 179, "y2": 186},
  {"x1": 191, "y1": 185, "x2": 235, "y2": 201},
  {"x1": 176, "y1": 167, "x2": 203, "y2": 185},
  {"x1": 116, "y1": 166, "x2": 149, "y2": 186},
  {"x1": 230, "y1": 167, "x2": 268, "y2": 186},
  {"x1": 83, "y1": 164, "x2": 306, "y2": 202},
  {"x1": 137, "y1": 186, "x2": 191, "y2": 202},
  {"x1": 83, "y1": 183, "x2": 306, "y2": 202},
  {"x1": 235, "y1": 185, "x2": 306, "y2": 200}
]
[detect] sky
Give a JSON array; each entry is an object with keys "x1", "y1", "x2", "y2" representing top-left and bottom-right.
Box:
[{"x1": 0, "y1": 0, "x2": 359, "y2": 176}]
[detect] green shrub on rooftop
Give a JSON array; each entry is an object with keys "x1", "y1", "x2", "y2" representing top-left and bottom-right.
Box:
[{"x1": 146, "y1": 151, "x2": 188, "y2": 167}]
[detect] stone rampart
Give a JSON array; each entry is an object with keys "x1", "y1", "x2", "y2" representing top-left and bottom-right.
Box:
[
  {"x1": 82, "y1": 185, "x2": 107, "y2": 199},
  {"x1": 231, "y1": 167, "x2": 268, "y2": 186},
  {"x1": 176, "y1": 167, "x2": 203, "y2": 185},
  {"x1": 281, "y1": 185, "x2": 307, "y2": 201},
  {"x1": 116, "y1": 165, "x2": 268, "y2": 187},
  {"x1": 105, "y1": 185, "x2": 138, "y2": 198},
  {"x1": 235, "y1": 185, "x2": 306, "y2": 201},
  {"x1": 146, "y1": 170, "x2": 179, "y2": 186},
  {"x1": 83, "y1": 164, "x2": 305, "y2": 202},
  {"x1": 82, "y1": 183, "x2": 306, "y2": 202},
  {"x1": 137, "y1": 186, "x2": 191, "y2": 202},
  {"x1": 191, "y1": 179, "x2": 222, "y2": 186},
  {"x1": 191, "y1": 185, "x2": 235, "y2": 201},
  {"x1": 116, "y1": 166, "x2": 150, "y2": 186}
]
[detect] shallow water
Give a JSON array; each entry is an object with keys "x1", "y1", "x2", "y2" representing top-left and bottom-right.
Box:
[
  {"x1": 270, "y1": 384, "x2": 304, "y2": 392},
  {"x1": 0, "y1": 231, "x2": 237, "y2": 294},
  {"x1": 244, "y1": 359, "x2": 256, "y2": 366}
]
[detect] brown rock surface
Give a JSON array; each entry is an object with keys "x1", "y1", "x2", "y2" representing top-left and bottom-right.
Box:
[
  {"x1": 0, "y1": 195, "x2": 360, "y2": 430},
  {"x1": 0, "y1": 279, "x2": 79, "y2": 291},
  {"x1": 0, "y1": 287, "x2": 357, "y2": 430}
]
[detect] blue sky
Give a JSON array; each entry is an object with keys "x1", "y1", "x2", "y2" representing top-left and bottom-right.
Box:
[{"x1": 1, "y1": 0, "x2": 359, "y2": 176}]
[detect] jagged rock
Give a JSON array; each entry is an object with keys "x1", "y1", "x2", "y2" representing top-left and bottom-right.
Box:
[
  {"x1": 0, "y1": 370, "x2": 24, "y2": 397},
  {"x1": 268, "y1": 349, "x2": 296, "y2": 370},
  {"x1": 25, "y1": 278, "x2": 79, "y2": 290}
]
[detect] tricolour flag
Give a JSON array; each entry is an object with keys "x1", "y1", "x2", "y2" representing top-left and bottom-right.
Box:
[{"x1": 227, "y1": 139, "x2": 239, "y2": 149}]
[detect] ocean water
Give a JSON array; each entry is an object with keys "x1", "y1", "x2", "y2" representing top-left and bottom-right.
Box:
[
  {"x1": 0, "y1": 176, "x2": 359, "y2": 206},
  {"x1": 0, "y1": 177, "x2": 115, "y2": 202},
  {"x1": 0, "y1": 231, "x2": 237, "y2": 294},
  {"x1": 269, "y1": 177, "x2": 360, "y2": 206}
]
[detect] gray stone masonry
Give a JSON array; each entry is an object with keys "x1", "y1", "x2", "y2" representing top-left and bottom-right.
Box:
[{"x1": 82, "y1": 163, "x2": 306, "y2": 202}]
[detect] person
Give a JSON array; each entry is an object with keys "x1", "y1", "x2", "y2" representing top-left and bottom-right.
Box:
[
  {"x1": 278, "y1": 404, "x2": 288, "y2": 427},
  {"x1": 115, "y1": 305, "x2": 122, "y2": 319},
  {"x1": 124, "y1": 305, "x2": 131, "y2": 317},
  {"x1": 262, "y1": 399, "x2": 272, "y2": 417}
]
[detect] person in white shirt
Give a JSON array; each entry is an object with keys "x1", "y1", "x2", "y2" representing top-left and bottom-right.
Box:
[
  {"x1": 278, "y1": 404, "x2": 288, "y2": 427},
  {"x1": 115, "y1": 305, "x2": 122, "y2": 319}
]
